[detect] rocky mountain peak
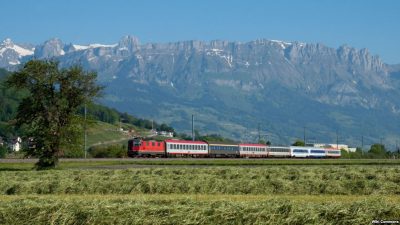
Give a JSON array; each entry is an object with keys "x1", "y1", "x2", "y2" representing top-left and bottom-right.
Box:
[
  {"x1": 118, "y1": 35, "x2": 140, "y2": 52},
  {"x1": 34, "y1": 38, "x2": 66, "y2": 58},
  {"x1": 1, "y1": 38, "x2": 14, "y2": 47},
  {"x1": 0, "y1": 38, "x2": 34, "y2": 68}
]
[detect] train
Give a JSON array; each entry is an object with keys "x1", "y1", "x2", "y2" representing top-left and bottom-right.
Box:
[{"x1": 127, "y1": 138, "x2": 341, "y2": 158}]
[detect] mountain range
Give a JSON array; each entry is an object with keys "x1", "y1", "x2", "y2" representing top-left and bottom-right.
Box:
[{"x1": 1, "y1": 36, "x2": 400, "y2": 148}]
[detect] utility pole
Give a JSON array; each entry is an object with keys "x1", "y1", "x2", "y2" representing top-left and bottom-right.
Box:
[
  {"x1": 361, "y1": 135, "x2": 364, "y2": 155},
  {"x1": 336, "y1": 129, "x2": 339, "y2": 150},
  {"x1": 192, "y1": 114, "x2": 194, "y2": 141},
  {"x1": 258, "y1": 123, "x2": 261, "y2": 143},
  {"x1": 303, "y1": 126, "x2": 306, "y2": 145},
  {"x1": 84, "y1": 103, "x2": 87, "y2": 159}
]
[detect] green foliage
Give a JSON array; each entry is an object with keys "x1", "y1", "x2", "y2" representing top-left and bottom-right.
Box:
[
  {"x1": 119, "y1": 112, "x2": 175, "y2": 132},
  {"x1": 369, "y1": 143, "x2": 387, "y2": 157},
  {"x1": 77, "y1": 103, "x2": 120, "y2": 124},
  {"x1": 292, "y1": 140, "x2": 305, "y2": 146},
  {"x1": 0, "y1": 70, "x2": 29, "y2": 139},
  {"x1": 340, "y1": 149, "x2": 350, "y2": 158},
  {"x1": 6, "y1": 60, "x2": 102, "y2": 169},
  {"x1": 88, "y1": 144, "x2": 127, "y2": 158},
  {"x1": 0, "y1": 145, "x2": 8, "y2": 158}
]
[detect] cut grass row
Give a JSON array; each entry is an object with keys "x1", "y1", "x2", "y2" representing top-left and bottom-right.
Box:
[
  {"x1": 0, "y1": 194, "x2": 399, "y2": 225},
  {"x1": 1, "y1": 166, "x2": 400, "y2": 195},
  {"x1": 1, "y1": 158, "x2": 400, "y2": 171}
]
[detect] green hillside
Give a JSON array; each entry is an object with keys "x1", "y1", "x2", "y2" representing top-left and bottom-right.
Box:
[{"x1": 0, "y1": 69, "x2": 174, "y2": 158}]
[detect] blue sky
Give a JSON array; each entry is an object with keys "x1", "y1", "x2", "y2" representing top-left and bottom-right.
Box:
[{"x1": 1, "y1": 0, "x2": 399, "y2": 63}]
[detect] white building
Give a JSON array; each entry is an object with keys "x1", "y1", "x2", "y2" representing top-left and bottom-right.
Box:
[
  {"x1": 312, "y1": 143, "x2": 356, "y2": 152},
  {"x1": 9, "y1": 137, "x2": 22, "y2": 152}
]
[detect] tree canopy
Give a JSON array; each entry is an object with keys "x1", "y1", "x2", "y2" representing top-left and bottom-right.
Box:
[
  {"x1": 292, "y1": 140, "x2": 305, "y2": 146},
  {"x1": 368, "y1": 143, "x2": 387, "y2": 156},
  {"x1": 6, "y1": 60, "x2": 102, "y2": 169}
]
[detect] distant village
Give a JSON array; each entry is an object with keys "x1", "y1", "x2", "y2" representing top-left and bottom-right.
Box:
[{"x1": 0, "y1": 136, "x2": 22, "y2": 152}]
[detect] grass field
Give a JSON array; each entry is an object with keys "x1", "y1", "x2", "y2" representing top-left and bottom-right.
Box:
[
  {"x1": 0, "y1": 194, "x2": 399, "y2": 225},
  {"x1": 1, "y1": 160, "x2": 399, "y2": 224},
  {"x1": 1, "y1": 158, "x2": 400, "y2": 171}
]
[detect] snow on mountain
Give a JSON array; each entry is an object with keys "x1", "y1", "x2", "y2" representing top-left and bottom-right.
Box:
[
  {"x1": 72, "y1": 44, "x2": 90, "y2": 51},
  {"x1": 0, "y1": 38, "x2": 34, "y2": 57},
  {"x1": 270, "y1": 40, "x2": 293, "y2": 49},
  {"x1": 0, "y1": 38, "x2": 35, "y2": 68},
  {"x1": 89, "y1": 43, "x2": 118, "y2": 48},
  {"x1": 72, "y1": 43, "x2": 118, "y2": 51}
]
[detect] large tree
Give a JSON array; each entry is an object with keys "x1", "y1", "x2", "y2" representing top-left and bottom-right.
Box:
[{"x1": 7, "y1": 60, "x2": 102, "y2": 169}]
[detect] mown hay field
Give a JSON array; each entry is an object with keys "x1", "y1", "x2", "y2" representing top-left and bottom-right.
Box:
[{"x1": 1, "y1": 162, "x2": 400, "y2": 224}]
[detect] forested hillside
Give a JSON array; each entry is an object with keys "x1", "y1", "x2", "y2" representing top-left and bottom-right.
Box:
[{"x1": 0, "y1": 68, "x2": 176, "y2": 157}]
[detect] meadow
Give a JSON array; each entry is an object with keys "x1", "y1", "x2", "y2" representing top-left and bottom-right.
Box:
[{"x1": 0, "y1": 160, "x2": 399, "y2": 224}]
